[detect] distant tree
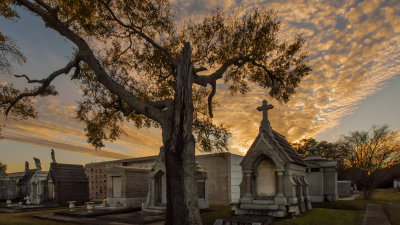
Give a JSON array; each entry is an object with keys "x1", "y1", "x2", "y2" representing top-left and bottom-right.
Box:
[
  {"x1": 338, "y1": 125, "x2": 400, "y2": 199},
  {"x1": 292, "y1": 137, "x2": 315, "y2": 158},
  {"x1": 0, "y1": 162, "x2": 7, "y2": 172},
  {"x1": 292, "y1": 138, "x2": 349, "y2": 166},
  {"x1": 0, "y1": 1, "x2": 311, "y2": 224}
]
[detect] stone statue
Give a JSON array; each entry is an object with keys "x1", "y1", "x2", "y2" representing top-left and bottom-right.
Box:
[
  {"x1": 25, "y1": 161, "x2": 29, "y2": 171},
  {"x1": 51, "y1": 149, "x2": 57, "y2": 163},
  {"x1": 33, "y1": 157, "x2": 41, "y2": 171}
]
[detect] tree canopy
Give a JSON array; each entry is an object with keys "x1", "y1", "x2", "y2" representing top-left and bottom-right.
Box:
[{"x1": 1, "y1": 0, "x2": 310, "y2": 151}]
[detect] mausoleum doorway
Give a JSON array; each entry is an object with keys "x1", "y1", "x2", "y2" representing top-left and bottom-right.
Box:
[{"x1": 255, "y1": 158, "x2": 276, "y2": 198}]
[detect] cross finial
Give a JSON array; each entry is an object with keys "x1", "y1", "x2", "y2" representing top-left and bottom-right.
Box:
[
  {"x1": 257, "y1": 100, "x2": 273, "y2": 122},
  {"x1": 257, "y1": 100, "x2": 274, "y2": 134}
]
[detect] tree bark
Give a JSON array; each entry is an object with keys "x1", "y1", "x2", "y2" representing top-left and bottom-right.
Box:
[{"x1": 162, "y1": 42, "x2": 202, "y2": 225}]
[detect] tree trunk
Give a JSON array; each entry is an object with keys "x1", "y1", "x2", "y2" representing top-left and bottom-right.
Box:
[{"x1": 162, "y1": 42, "x2": 202, "y2": 225}]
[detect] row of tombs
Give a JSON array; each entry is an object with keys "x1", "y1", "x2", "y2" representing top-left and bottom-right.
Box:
[{"x1": 1, "y1": 100, "x2": 339, "y2": 218}]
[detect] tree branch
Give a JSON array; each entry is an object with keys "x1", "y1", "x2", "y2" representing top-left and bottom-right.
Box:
[
  {"x1": 4, "y1": 54, "x2": 82, "y2": 115},
  {"x1": 193, "y1": 55, "x2": 251, "y2": 117},
  {"x1": 96, "y1": 0, "x2": 176, "y2": 67},
  {"x1": 16, "y1": 0, "x2": 168, "y2": 125}
]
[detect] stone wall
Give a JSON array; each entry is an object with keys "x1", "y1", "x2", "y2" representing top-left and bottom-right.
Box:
[{"x1": 196, "y1": 153, "x2": 230, "y2": 204}]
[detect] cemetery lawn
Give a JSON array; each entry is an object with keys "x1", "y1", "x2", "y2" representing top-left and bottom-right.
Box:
[
  {"x1": 370, "y1": 189, "x2": 400, "y2": 225},
  {"x1": 273, "y1": 208, "x2": 364, "y2": 225},
  {"x1": 201, "y1": 204, "x2": 232, "y2": 225},
  {"x1": 0, "y1": 208, "x2": 76, "y2": 225}
]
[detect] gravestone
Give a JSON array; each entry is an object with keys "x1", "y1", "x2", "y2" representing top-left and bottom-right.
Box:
[
  {"x1": 236, "y1": 100, "x2": 310, "y2": 218},
  {"x1": 394, "y1": 179, "x2": 400, "y2": 192},
  {"x1": 337, "y1": 180, "x2": 352, "y2": 197},
  {"x1": 304, "y1": 144, "x2": 338, "y2": 202}
]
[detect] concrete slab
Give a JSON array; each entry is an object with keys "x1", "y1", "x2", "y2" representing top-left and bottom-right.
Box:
[
  {"x1": 362, "y1": 204, "x2": 390, "y2": 225},
  {"x1": 35, "y1": 210, "x2": 165, "y2": 225}
]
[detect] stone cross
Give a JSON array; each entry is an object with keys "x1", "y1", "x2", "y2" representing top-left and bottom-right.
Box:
[
  {"x1": 257, "y1": 100, "x2": 274, "y2": 134},
  {"x1": 257, "y1": 100, "x2": 273, "y2": 122}
]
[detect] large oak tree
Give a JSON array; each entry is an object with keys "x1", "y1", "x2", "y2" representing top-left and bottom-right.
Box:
[{"x1": 0, "y1": 1, "x2": 311, "y2": 224}]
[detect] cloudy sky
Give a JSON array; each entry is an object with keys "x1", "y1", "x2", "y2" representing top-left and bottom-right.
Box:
[{"x1": 1, "y1": 0, "x2": 399, "y2": 172}]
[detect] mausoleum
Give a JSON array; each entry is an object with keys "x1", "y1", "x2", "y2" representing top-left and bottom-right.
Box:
[
  {"x1": 48, "y1": 162, "x2": 89, "y2": 205},
  {"x1": 28, "y1": 157, "x2": 48, "y2": 204},
  {"x1": 0, "y1": 169, "x2": 15, "y2": 201},
  {"x1": 16, "y1": 162, "x2": 36, "y2": 200},
  {"x1": 106, "y1": 166, "x2": 150, "y2": 208},
  {"x1": 142, "y1": 147, "x2": 209, "y2": 212},
  {"x1": 304, "y1": 144, "x2": 338, "y2": 202},
  {"x1": 236, "y1": 100, "x2": 311, "y2": 217}
]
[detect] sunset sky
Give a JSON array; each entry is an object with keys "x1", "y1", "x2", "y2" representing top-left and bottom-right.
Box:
[{"x1": 1, "y1": 0, "x2": 399, "y2": 172}]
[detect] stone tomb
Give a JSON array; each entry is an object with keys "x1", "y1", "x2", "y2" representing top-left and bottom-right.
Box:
[
  {"x1": 337, "y1": 180, "x2": 352, "y2": 197},
  {"x1": 16, "y1": 168, "x2": 36, "y2": 201},
  {"x1": 304, "y1": 144, "x2": 338, "y2": 202},
  {"x1": 142, "y1": 147, "x2": 209, "y2": 212},
  {"x1": 48, "y1": 162, "x2": 89, "y2": 205},
  {"x1": 28, "y1": 158, "x2": 49, "y2": 204},
  {"x1": 394, "y1": 178, "x2": 400, "y2": 192},
  {"x1": 106, "y1": 166, "x2": 149, "y2": 208},
  {"x1": 236, "y1": 100, "x2": 311, "y2": 218},
  {"x1": 0, "y1": 169, "x2": 16, "y2": 201}
]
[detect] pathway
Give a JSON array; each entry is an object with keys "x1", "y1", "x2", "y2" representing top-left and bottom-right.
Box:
[
  {"x1": 362, "y1": 203, "x2": 390, "y2": 225},
  {"x1": 339, "y1": 193, "x2": 360, "y2": 200}
]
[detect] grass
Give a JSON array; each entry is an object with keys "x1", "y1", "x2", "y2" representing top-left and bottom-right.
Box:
[
  {"x1": 273, "y1": 208, "x2": 364, "y2": 225},
  {"x1": 369, "y1": 189, "x2": 400, "y2": 225},
  {"x1": 312, "y1": 199, "x2": 367, "y2": 211},
  {"x1": 0, "y1": 208, "x2": 76, "y2": 225},
  {"x1": 370, "y1": 189, "x2": 400, "y2": 202},
  {"x1": 1, "y1": 189, "x2": 398, "y2": 225},
  {"x1": 201, "y1": 204, "x2": 232, "y2": 225}
]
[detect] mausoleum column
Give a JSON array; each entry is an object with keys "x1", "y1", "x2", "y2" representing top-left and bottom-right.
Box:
[
  {"x1": 274, "y1": 169, "x2": 287, "y2": 205},
  {"x1": 243, "y1": 171, "x2": 253, "y2": 198},
  {"x1": 277, "y1": 170, "x2": 284, "y2": 195}
]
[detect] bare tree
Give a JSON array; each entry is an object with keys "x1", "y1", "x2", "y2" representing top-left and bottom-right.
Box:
[
  {"x1": 338, "y1": 125, "x2": 400, "y2": 199},
  {"x1": 0, "y1": 1, "x2": 311, "y2": 224},
  {"x1": 0, "y1": 162, "x2": 7, "y2": 172}
]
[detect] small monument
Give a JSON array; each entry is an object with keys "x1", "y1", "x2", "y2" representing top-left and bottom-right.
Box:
[
  {"x1": 304, "y1": 144, "x2": 338, "y2": 202},
  {"x1": 236, "y1": 100, "x2": 310, "y2": 217}
]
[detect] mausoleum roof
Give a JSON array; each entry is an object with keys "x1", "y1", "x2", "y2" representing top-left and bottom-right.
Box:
[
  {"x1": 48, "y1": 163, "x2": 88, "y2": 183},
  {"x1": 241, "y1": 100, "x2": 307, "y2": 167},
  {"x1": 16, "y1": 169, "x2": 36, "y2": 185}
]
